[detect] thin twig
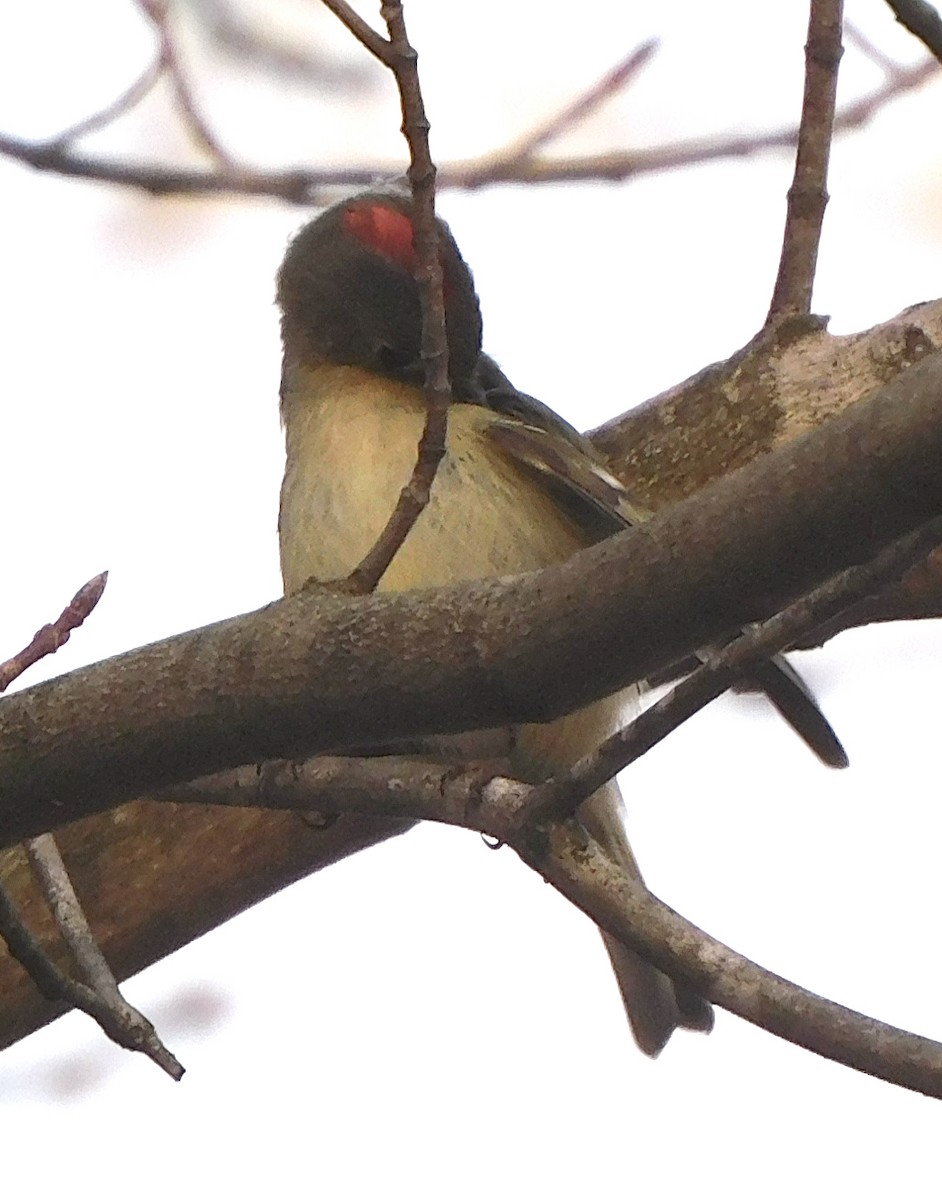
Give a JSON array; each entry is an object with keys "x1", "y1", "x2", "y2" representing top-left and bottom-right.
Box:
[
  {"x1": 48, "y1": 54, "x2": 164, "y2": 147},
  {"x1": 529, "y1": 823, "x2": 942, "y2": 1101},
  {"x1": 885, "y1": 0, "x2": 942, "y2": 61},
  {"x1": 25, "y1": 834, "x2": 132, "y2": 996},
  {"x1": 518, "y1": 513, "x2": 942, "y2": 828},
  {"x1": 767, "y1": 0, "x2": 845, "y2": 322},
  {"x1": 203, "y1": 0, "x2": 379, "y2": 86},
  {"x1": 500, "y1": 40, "x2": 659, "y2": 161},
  {"x1": 0, "y1": 574, "x2": 178, "y2": 1075},
  {"x1": 137, "y1": 0, "x2": 239, "y2": 168},
  {"x1": 319, "y1": 0, "x2": 395, "y2": 65},
  {"x1": 338, "y1": 0, "x2": 451, "y2": 595},
  {"x1": 0, "y1": 572, "x2": 107, "y2": 692},
  {"x1": 844, "y1": 19, "x2": 901, "y2": 72},
  {"x1": 23, "y1": 833, "x2": 183, "y2": 1076},
  {"x1": 0, "y1": 54, "x2": 931, "y2": 202},
  {"x1": 0, "y1": 879, "x2": 182, "y2": 1078},
  {"x1": 154, "y1": 745, "x2": 942, "y2": 1100}
]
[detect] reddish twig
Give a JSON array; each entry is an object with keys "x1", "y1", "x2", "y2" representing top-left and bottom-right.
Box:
[
  {"x1": 0, "y1": 574, "x2": 178, "y2": 1074},
  {"x1": 0, "y1": 572, "x2": 107, "y2": 693},
  {"x1": 767, "y1": 0, "x2": 845, "y2": 322},
  {"x1": 334, "y1": 0, "x2": 451, "y2": 595}
]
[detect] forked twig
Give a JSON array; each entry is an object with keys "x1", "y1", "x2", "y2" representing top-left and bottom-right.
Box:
[
  {"x1": 0, "y1": 49, "x2": 932, "y2": 201},
  {"x1": 49, "y1": 54, "x2": 164, "y2": 147},
  {"x1": 324, "y1": 0, "x2": 451, "y2": 595},
  {"x1": 0, "y1": 874, "x2": 182, "y2": 1079},
  {"x1": 0, "y1": 573, "x2": 180, "y2": 1076},
  {"x1": 136, "y1": 0, "x2": 239, "y2": 167},
  {"x1": 22, "y1": 834, "x2": 183, "y2": 1078}
]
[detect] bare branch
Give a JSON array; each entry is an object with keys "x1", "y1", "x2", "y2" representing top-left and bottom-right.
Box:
[
  {"x1": 886, "y1": 0, "x2": 942, "y2": 61},
  {"x1": 792, "y1": 542, "x2": 942, "y2": 641},
  {"x1": 0, "y1": 804, "x2": 414, "y2": 1051},
  {"x1": 22, "y1": 833, "x2": 182, "y2": 1077},
  {"x1": 2, "y1": 350, "x2": 942, "y2": 845},
  {"x1": 341, "y1": 0, "x2": 451, "y2": 594},
  {"x1": 0, "y1": 55, "x2": 932, "y2": 202},
  {"x1": 137, "y1": 0, "x2": 238, "y2": 168},
  {"x1": 520, "y1": 515, "x2": 942, "y2": 827},
  {"x1": 49, "y1": 54, "x2": 164, "y2": 147},
  {"x1": 767, "y1": 0, "x2": 844, "y2": 321},
  {"x1": 320, "y1": 0, "x2": 395, "y2": 66},
  {"x1": 0, "y1": 572, "x2": 107, "y2": 693},
  {"x1": 0, "y1": 875, "x2": 182, "y2": 1079},
  {"x1": 155, "y1": 751, "x2": 942, "y2": 1100},
  {"x1": 531, "y1": 824, "x2": 942, "y2": 1101},
  {"x1": 156, "y1": 755, "x2": 524, "y2": 827},
  {"x1": 844, "y1": 20, "x2": 902, "y2": 71},
  {"x1": 200, "y1": 0, "x2": 378, "y2": 86}
]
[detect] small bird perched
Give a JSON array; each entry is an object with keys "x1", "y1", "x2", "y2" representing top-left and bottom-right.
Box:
[{"x1": 276, "y1": 192, "x2": 844, "y2": 1055}]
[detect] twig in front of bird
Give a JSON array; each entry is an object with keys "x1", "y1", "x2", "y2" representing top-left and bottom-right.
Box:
[{"x1": 323, "y1": 0, "x2": 452, "y2": 595}]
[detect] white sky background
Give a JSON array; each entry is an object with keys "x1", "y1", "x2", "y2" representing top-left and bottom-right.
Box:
[{"x1": 1, "y1": 0, "x2": 942, "y2": 1195}]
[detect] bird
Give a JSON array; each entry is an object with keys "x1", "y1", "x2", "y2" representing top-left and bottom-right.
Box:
[{"x1": 275, "y1": 191, "x2": 844, "y2": 1055}]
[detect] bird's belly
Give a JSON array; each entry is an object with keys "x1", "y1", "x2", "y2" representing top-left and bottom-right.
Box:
[
  {"x1": 278, "y1": 365, "x2": 635, "y2": 775},
  {"x1": 279, "y1": 371, "x2": 587, "y2": 593}
]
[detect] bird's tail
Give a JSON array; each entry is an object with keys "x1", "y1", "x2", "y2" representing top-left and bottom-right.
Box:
[{"x1": 579, "y1": 781, "x2": 713, "y2": 1056}]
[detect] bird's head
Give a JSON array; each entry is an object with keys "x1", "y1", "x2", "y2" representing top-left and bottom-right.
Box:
[{"x1": 277, "y1": 191, "x2": 483, "y2": 396}]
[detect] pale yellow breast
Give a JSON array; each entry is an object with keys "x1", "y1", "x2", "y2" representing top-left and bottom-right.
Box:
[
  {"x1": 278, "y1": 362, "x2": 636, "y2": 777},
  {"x1": 279, "y1": 364, "x2": 590, "y2": 592}
]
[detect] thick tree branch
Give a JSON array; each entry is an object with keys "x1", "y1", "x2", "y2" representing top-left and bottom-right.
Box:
[
  {"x1": 518, "y1": 515, "x2": 942, "y2": 827},
  {"x1": 1, "y1": 350, "x2": 942, "y2": 846},
  {"x1": 2, "y1": 310, "x2": 941, "y2": 1053},
  {"x1": 593, "y1": 301, "x2": 942, "y2": 632},
  {"x1": 593, "y1": 302, "x2": 942, "y2": 505}
]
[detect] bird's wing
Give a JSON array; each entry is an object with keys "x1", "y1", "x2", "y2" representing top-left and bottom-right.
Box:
[
  {"x1": 481, "y1": 390, "x2": 651, "y2": 538},
  {"x1": 478, "y1": 371, "x2": 849, "y2": 770}
]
